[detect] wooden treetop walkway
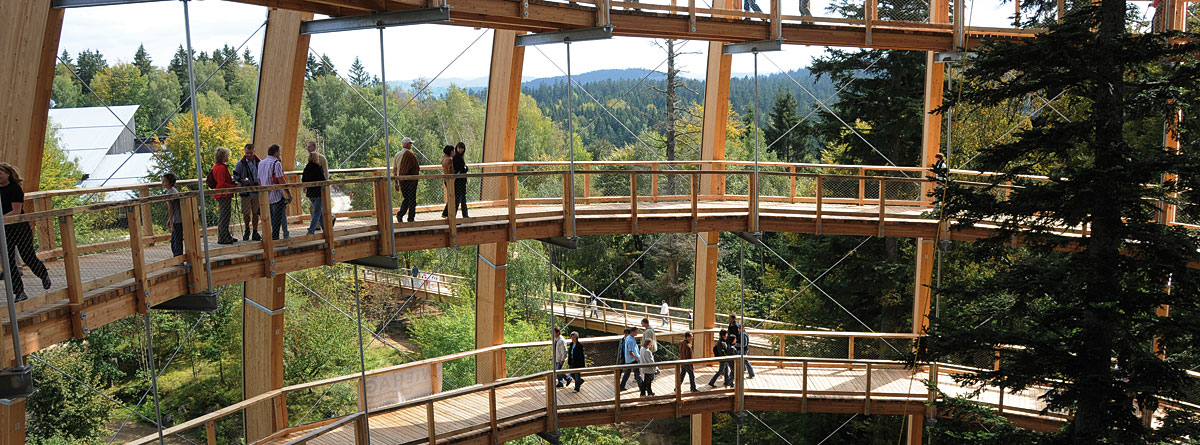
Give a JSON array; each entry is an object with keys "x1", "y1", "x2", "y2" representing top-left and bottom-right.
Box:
[{"x1": 3, "y1": 160, "x2": 1193, "y2": 364}]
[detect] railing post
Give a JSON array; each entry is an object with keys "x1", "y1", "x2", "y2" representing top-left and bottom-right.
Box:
[
  {"x1": 582, "y1": 164, "x2": 591, "y2": 203},
  {"x1": 801, "y1": 360, "x2": 809, "y2": 413},
  {"x1": 60, "y1": 215, "x2": 85, "y2": 337},
  {"x1": 848, "y1": 336, "x2": 855, "y2": 359},
  {"x1": 858, "y1": 167, "x2": 866, "y2": 205},
  {"x1": 562, "y1": 171, "x2": 576, "y2": 238},
  {"x1": 674, "y1": 363, "x2": 682, "y2": 417},
  {"x1": 426, "y1": 401, "x2": 436, "y2": 443},
  {"x1": 691, "y1": 173, "x2": 699, "y2": 233},
  {"x1": 815, "y1": 175, "x2": 823, "y2": 234},
  {"x1": 373, "y1": 178, "x2": 394, "y2": 254},
  {"x1": 770, "y1": 0, "x2": 782, "y2": 39},
  {"x1": 778, "y1": 334, "x2": 785, "y2": 360},
  {"x1": 650, "y1": 163, "x2": 659, "y2": 202},
  {"x1": 507, "y1": 173, "x2": 517, "y2": 241},
  {"x1": 545, "y1": 374, "x2": 558, "y2": 432},
  {"x1": 489, "y1": 387, "x2": 498, "y2": 443},
  {"x1": 788, "y1": 166, "x2": 797, "y2": 204},
  {"x1": 181, "y1": 195, "x2": 204, "y2": 293},
  {"x1": 613, "y1": 369, "x2": 622, "y2": 423},
  {"x1": 748, "y1": 171, "x2": 759, "y2": 232},
  {"x1": 322, "y1": 185, "x2": 335, "y2": 266},
  {"x1": 140, "y1": 185, "x2": 155, "y2": 246},
  {"x1": 878, "y1": 179, "x2": 886, "y2": 236},
  {"x1": 445, "y1": 175, "x2": 457, "y2": 247},
  {"x1": 997, "y1": 384, "x2": 1005, "y2": 414},
  {"x1": 630, "y1": 173, "x2": 639, "y2": 234},
  {"x1": 864, "y1": 362, "x2": 873, "y2": 414},
  {"x1": 258, "y1": 190, "x2": 275, "y2": 276},
  {"x1": 354, "y1": 414, "x2": 370, "y2": 445},
  {"x1": 734, "y1": 358, "x2": 744, "y2": 412},
  {"x1": 32, "y1": 197, "x2": 55, "y2": 253},
  {"x1": 205, "y1": 420, "x2": 217, "y2": 445}
]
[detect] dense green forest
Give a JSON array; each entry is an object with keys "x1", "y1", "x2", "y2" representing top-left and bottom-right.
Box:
[{"x1": 29, "y1": 3, "x2": 1200, "y2": 444}]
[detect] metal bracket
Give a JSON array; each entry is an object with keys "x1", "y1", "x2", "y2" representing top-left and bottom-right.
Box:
[
  {"x1": 244, "y1": 298, "x2": 286, "y2": 316},
  {"x1": 477, "y1": 254, "x2": 507, "y2": 270},
  {"x1": 80, "y1": 311, "x2": 89, "y2": 335}
]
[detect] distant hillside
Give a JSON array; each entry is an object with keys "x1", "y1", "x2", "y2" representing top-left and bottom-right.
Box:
[
  {"x1": 522, "y1": 68, "x2": 668, "y2": 89},
  {"x1": 510, "y1": 68, "x2": 835, "y2": 152}
]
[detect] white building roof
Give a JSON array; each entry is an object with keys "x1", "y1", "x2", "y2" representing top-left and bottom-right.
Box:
[{"x1": 47, "y1": 105, "x2": 149, "y2": 193}]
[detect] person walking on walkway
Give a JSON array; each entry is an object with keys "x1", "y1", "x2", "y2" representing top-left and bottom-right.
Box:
[
  {"x1": 659, "y1": 300, "x2": 670, "y2": 326},
  {"x1": 727, "y1": 313, "x2": 741, "y2": 341},
  {"x1": 708, "y1": 329, "x2": 732, "y2": 387},
  {"x1": 302, "y1": 151, "x2": 327, "y2": 235},
  {"x1": 162, "y1": 173, "x2": 184, "y2": 258},
  {"x1": 393, "y1": 137, "x2": 420, "y2": 223},
  {"x1": 0, "y1": 162, "x2": 51, "y2": 302},
  {"x1": 616, "y1": 327, "x2": 629, "y2": 368},
  {"x1": 640, "y1": 318, "x2": 658, "y2": 353},
  {"x1": 638, "y1": 339, "x2": 658, "y2": 397},
  {"x1": 552, "y1": 327, "x2": 574, "y2": 388},
  {"x1": 730, "y1": 332, "x2": 756, "y2": 379},
  {"x1": 587, "y1": 292, "x2": 601, "y2": 318},
  {"x1": 212, "y1": 147, "x2": 237, "y2": 244},
  {"x1": 679, "y1": 332, "x2": 698, "y2": 392},
  {"x1": 620, "y1": 327, "x2": 642, "y2": 391},
  {"x1": 568, "y1": 331, "x2": 586, "y2": 392},
  {"x1": 233, "y1": 144, "x2": 261, "y2": 241},
  {"x1": 258, "y1": 144, "x2": 292, "y2": 240}
]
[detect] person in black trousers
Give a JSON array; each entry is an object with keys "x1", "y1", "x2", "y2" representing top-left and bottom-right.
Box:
[
  {"x1": 568, "y1": 331, "x2": 586, "y2": 392},
  {"x1": 708, "y1": 329, "x2": 732, "y2": 387},
  {"x1": 679, "y1": 332, "x2": 698, "y2": 392},
  {"x1": 0, "y1": 162, "x2": 51, "y2": 302},
  {"x1": 451, "y1": 142, "x2": 469, "y2": 218}
]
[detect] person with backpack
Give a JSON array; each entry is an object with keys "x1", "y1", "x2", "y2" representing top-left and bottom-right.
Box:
[
  {"x1": 232, "y1": 144, "x2": 261, "y2": 241},
  {"x1": 708, "y1": 329, "x2": 732, "y2": 387},
  {"x1": 211, "y1": 147, "x2": 237, "y2": 244}
]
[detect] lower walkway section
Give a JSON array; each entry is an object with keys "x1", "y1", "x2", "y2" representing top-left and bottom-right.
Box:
[{"x1": 262, "y1": 359, "x2": 1063, "y2": 444}]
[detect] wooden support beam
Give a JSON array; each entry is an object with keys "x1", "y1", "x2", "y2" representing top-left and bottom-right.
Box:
[
  {"x1": 258, "y1": 191, "x2": 276, "y2": 276},
  {"x1": 921, "y1": 53, "x2": 946, "y2": 203},
  {"x1": 0, "y1": 0, "x2": 62, "y2": 194},
  {"x1": 59, "y1": 215, "x2": 84, "y2": 337},
  {"x1": 0, "y1": 399, "x2": 25, "y2": 445},
  {"x1": 128, "y1": 207, "x2": 149, "y2": 313},
  {"x1": 912, "y1": 238, "x2": 935, "y2": 334},
  {"x1": 372, "y1": 179, "x2": 393, "y2": 255},
  {"x1": 181, "y1": 197, "x2": 204, "y2": 293},
  {"x1": 475, "y1": 243, "x2": 508, "y2": 383},
  {"x1": 321, "y1": 187, "x2": 334, "y2": 265},
  {"x1": 244, "y1": 275, "x2": 286, "y2": 442},
  {"x1": 252, "y1": 8, "x2": 312, "y2": 171}
]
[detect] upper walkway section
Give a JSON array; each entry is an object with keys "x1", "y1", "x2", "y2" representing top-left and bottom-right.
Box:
[
  {"x1": 2, "y1": 160, "x2": 1194, "y2": 363},
  {"x1": 228, "y1": 0, "x2": 1042, "y2": 52}
]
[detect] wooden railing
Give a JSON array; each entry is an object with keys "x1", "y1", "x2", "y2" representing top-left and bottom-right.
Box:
[{"x1": 123, "y1": 326, "x2": 1061, "y2": 445}]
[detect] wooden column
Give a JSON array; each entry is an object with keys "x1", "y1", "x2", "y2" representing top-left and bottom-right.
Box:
[
  {"x1": 0, "y1": 400, "x2": 24, "y2": 445},
  {"x1": 243, "y1": 275, "x2": 286, "y2": 442},
  {"x1": 692, "y1": 4, "x2": 733, "y2": 442},
  {"x1": 0, "y1": 0, "x2": 63, "y2": 192},
  {"x1": 912, "y1": 238, "x2": 935, "y2": 334},
  {"x1": 475, "y1": 30, "x2": 524, "y2": 384},
  {"x1": 251, "y1": 9, "x2": 312, "y2": 171},
  {"x1": 906, "y1": 414, "x2": 924, "y2": 445},
  {"x1": 921, "y1": 0, "x2": 950, "y2": 202}
]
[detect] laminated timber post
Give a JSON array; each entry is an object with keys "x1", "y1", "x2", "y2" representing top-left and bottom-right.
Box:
[
  {"x1": 475, "y1": 30, "x2": 524, "y2": 384},
  {"x1": 692, "y1": 0, "x2": 734, "y2": 442},
  {"x1": 252, "y1": 8, "x2": 312, "y2": 178},
  {"x1": 243, "y1": 10, "x2": 306, "y2": 442},
  {"x1": 912, "y1": 238, "x2": 935, "y2": 335},
  {"x1": 921, "y1": 0, "x2": 950, "y2": 203},
  {"x1": 0, "y1": 0, "x2": 63, "y2": 193},
  {"x1": 243, "y1": 275, "x2": 286, "y2": 442}
]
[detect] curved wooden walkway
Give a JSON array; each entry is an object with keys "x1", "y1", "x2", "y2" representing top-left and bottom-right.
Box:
[{"x1": 1, "y1": 161, "x2": 1185, "y2": 363}]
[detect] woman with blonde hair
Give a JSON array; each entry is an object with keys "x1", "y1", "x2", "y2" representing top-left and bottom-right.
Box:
[
  {"x1": 0, "y1": 162, "x2": 50, "y2": 302},
  {"x1": 301, "y1": 150, "x2": 327, "y2": 235},
  {"x1": 212, "y1": 147, "x2": 237, "y2": 244}
]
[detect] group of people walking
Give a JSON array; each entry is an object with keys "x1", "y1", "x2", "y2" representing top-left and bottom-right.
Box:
[{"x1": 550, "y1": 313, "x2": 754, "y2": 397}]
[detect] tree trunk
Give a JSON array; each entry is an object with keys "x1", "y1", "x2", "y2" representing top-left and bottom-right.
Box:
[{"x1": 665, "y1": 40, "x2": 679, "y2": 196}]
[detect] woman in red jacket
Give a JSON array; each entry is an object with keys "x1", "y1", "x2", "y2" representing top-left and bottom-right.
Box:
[{"x1": 213, "y1": 147, "x2": 237, "y2": 244}]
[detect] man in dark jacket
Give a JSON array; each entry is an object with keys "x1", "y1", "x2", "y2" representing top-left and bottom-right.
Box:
[
  {"x1": 393, "y1": 137, "x2": 420, "y2": 222},
  {"x1": 568, "y1": 332, "x2": 586, "y2": 392},
  {"x1": 679, "y1": 332, "x2": 698, "y2": 392},
  {"x1": 708, "y1": 329, "x2": 732, "y2": 387},
  {"x1": 233, "y1": 144, "x2": 261, "y2": 241}
]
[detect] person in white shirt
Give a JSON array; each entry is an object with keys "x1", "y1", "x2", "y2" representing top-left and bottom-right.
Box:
[
  {"x1": 638, "y1": 339, "x2": 657, "y2": 396},
  {"x1": 640, "y1": 318, "x2": 658, "y2": 353},
  {"x1": 552, "y1": 327, "x2": 573, "y2": 388},
  {"x1": 659, "y1": 300, "x2": 670, "y2": 326}
]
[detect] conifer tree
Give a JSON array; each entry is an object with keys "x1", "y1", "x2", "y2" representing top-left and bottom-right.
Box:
[
  {"x1": 133, "y1": 44, "x2": 153, "y2": 76},
  {"x1": 920, "y1": 2, "x2": 1200, "y2": 442}
]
